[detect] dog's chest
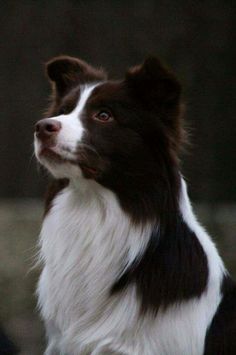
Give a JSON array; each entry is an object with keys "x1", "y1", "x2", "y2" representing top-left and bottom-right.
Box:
[
  {"x1": 37, "y1": 185, "x2": 143, "y2": 330},
  {"x1": 37, "y1": 184, "x2": 216, "y2": 355}
]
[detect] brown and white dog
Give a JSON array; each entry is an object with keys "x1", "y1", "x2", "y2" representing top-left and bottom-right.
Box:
[{"x1": 34, "y1": 56, "x2": 236, "y2": 355}]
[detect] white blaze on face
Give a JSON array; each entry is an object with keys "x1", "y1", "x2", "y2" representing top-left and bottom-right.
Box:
[
  {"x1": 50, "y1": 84, "x2": 97, "y2": 156},
  {"x1": 34, "y1": 83, "x2": 99, "y2": 179}
]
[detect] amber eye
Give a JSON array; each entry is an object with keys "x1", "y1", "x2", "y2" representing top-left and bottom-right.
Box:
[{"x1": 93, "y1": 111, "x2": 113, "y2": 123}]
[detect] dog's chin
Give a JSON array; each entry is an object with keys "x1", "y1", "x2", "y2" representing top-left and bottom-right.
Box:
[
  {"x1": 35, "y1": 146, "x2": 100, "y2": 180},
  {"x1": 35, "y1": 147, "x2": 83, "y2": 179}
]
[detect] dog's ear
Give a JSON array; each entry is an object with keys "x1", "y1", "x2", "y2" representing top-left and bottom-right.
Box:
[
  {"x1": 126, "y1": 56, "x2": 181, "y2": 111},
  {"x1": 126, "y1": 57, "x2": 184, "y2": 150},
  {"x1": 46, "y1": 56, "x2": 106, "y2": 96}
]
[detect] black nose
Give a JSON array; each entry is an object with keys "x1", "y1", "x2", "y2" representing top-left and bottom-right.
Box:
[{"x1": 35, "y1": 119, "x2": 61, "y2": 140}]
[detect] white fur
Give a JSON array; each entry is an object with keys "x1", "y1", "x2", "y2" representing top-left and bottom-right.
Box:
[
  {"x1": 37, "y1": 177, "x2": 225, "y2": 355},
  {"x1": 37, "y1": 179, "x2": 150, "y2": 354}
]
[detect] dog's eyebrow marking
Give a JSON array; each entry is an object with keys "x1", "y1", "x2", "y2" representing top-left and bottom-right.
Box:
[{"x1": 75, "y1": 84, "x2": 100, "y2": 116}]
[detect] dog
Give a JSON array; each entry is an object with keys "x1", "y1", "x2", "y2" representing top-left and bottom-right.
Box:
[{"x1": 34, "y1": 55, "x2": 236, "y2": 354}]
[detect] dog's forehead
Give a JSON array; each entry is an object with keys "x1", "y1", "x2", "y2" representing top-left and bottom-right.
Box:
[
  {"x1": 85, "y1": 80, "x2": 129, "y2": 106},
  {"x1": 63, "y1": 86, "x2": 80, "y2": 105},
  {"x1": 57, "y1": 79, "x2": 131, "y2": 119}
]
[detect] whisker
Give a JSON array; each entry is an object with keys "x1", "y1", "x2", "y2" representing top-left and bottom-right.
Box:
[
  {"x1": 25, "y1": 144, "x2": 37, "y2": 176},
  {"x1": 29, "y1": 144, "x2": 36, "y2": 164}
]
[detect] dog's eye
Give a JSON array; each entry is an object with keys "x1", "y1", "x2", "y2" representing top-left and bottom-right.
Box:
[{"x1": 93, "y1": 111, "x2": 113, "y2": 123}]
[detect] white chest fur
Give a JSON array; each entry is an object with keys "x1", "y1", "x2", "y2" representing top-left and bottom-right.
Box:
[
  {"x1": 37, "y1": 179, "x2": 224, "y2": 355},
  {"x1": 37, "y1": 180, "x2": 149, "y2": 353}
]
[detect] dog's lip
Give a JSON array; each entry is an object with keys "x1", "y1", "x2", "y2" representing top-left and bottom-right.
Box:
[
  {"x1": 79, "y1": 163, "x2": 99, "y2": 176},
  {"x1": 39, "y1": 146, "x2": 65, "y2": 163},
  {"x1": 39, "y1": 146, "x2": 100, "y2": 176}
]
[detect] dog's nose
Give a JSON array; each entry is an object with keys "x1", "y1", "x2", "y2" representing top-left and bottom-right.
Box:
[{"x1": 35, "y1": 119, "x2": 61, "y2": 140}]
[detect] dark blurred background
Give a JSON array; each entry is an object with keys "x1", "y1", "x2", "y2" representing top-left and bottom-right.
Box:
[{"x1": 0, "y1": 1, "x2": 235, "y2": 354}]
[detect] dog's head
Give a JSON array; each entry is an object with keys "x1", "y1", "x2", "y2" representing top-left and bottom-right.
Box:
[{"x1": 34, "y1": 55, "x2": 183, "y2": 218}]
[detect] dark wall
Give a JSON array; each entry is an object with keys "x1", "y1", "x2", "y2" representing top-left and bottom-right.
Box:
[{"x1": 1, "y1": 1, "x2": 235, "y2": 201}]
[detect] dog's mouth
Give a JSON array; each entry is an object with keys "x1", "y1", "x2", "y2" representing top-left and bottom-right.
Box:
[
  {"x1": 39, "y1": 146, "x2": 65, "y2": 162},
  {"x1": 37, "y1": 143, "x2": 102, "y2": 178}
]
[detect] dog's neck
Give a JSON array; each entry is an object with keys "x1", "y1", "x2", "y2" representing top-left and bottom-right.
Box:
[{"x1": 67, "y1": 157, "x2": 181, "y2": 228}]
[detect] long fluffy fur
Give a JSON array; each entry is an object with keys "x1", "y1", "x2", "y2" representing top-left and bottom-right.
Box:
[{"x1": 34, "y1": 56, "x2": 236, "y2": 355}]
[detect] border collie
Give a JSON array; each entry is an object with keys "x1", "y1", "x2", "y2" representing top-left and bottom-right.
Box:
[{"x1": 34, "y1": 55, "x2": 236, "y2": 355}]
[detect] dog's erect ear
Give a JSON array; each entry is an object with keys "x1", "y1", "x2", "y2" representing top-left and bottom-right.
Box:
[
  {"x1": 46, "y1": 56, "x2": 106, "y2": 96},
  {"x1": 126, "y1": 57, "x2": 184, "y2": 150},
  {"x1": 126, "y1": 57, "x2": 181, "y2": 111}
]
